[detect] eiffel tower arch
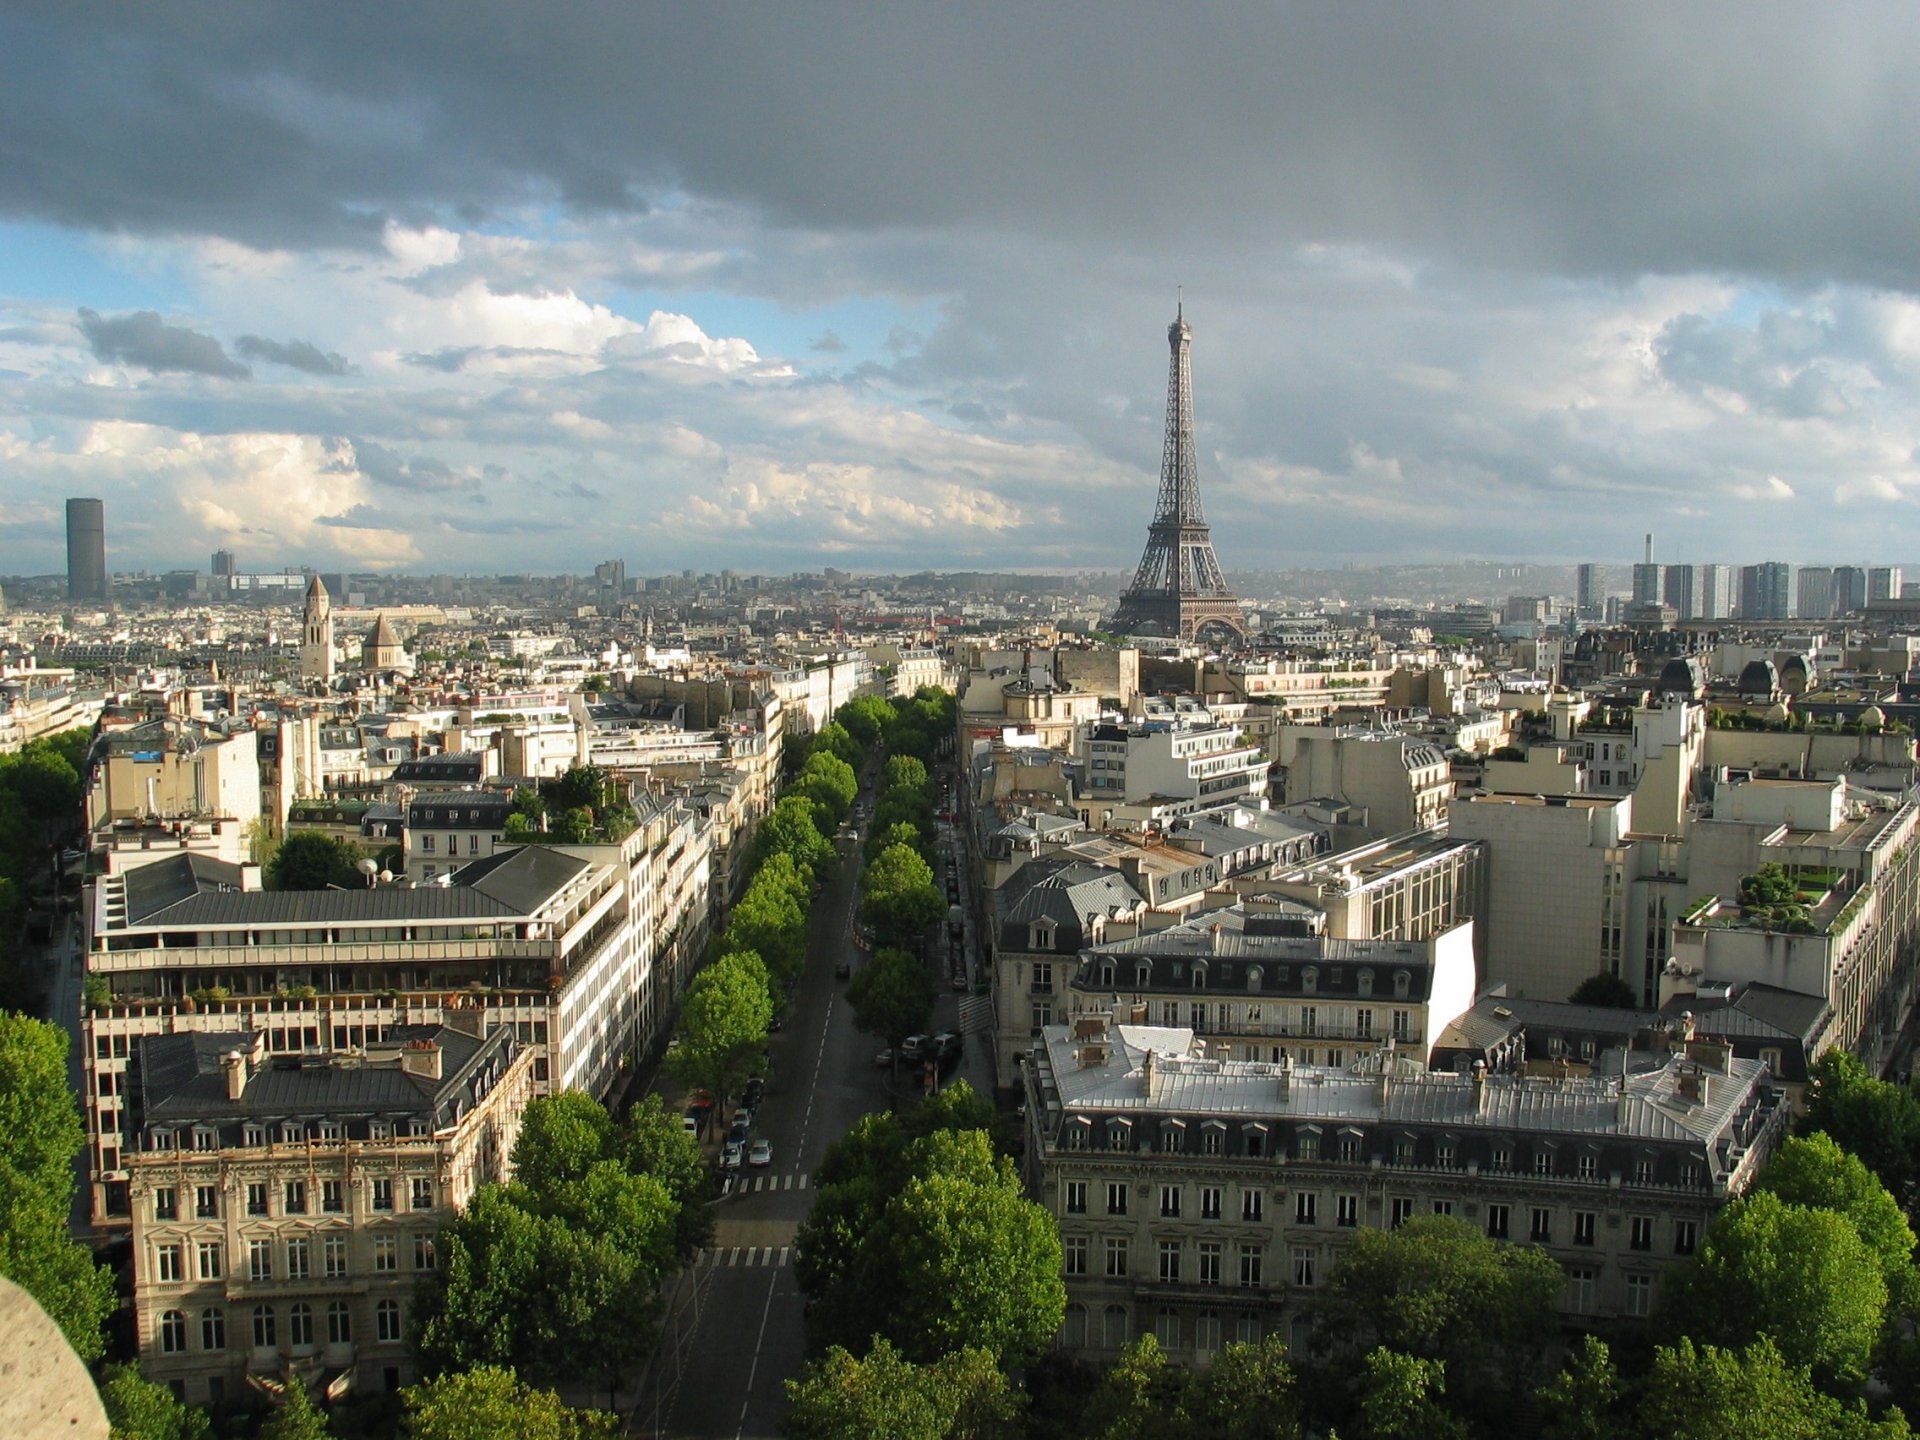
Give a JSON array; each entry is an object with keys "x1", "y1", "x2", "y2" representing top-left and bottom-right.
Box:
[{"x1": 1108, "y1": 306, "x2": 1245, "y2": 643}]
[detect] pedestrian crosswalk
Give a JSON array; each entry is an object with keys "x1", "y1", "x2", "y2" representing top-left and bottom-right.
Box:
[
  {"x1": 696, "y1": 1244, "x2": 792, "y2": 1268},
  {"x1": 958, "y1": 994, "x2": 993, "y2": 1034},
  {"x1": 721, "y1": 1171, "x2": 810, "y2": 1195}
]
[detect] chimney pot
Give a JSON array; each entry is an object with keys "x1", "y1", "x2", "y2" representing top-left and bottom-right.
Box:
[{"x1": 222, "y1": 1049, "x2": 247, "y2": 1101}]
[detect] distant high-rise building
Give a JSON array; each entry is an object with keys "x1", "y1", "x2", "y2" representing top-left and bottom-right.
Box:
[
  {"x1": 1575, "y1": 563, "x2": 1607, "y2": 621},
  {"x1": 1739, "y1": 561, "x2": 1795, "y2": 620},
  {"x1": 1870, "y1": 566, "x2": 1904, "y2": 604},
  {"x1": 1631, "y1": 562, "x2": 1665, "y2": 607},
  {"x1": 1664, "y1": 564, "x2": 1700, "y2": 620},
  {"x1": 211, "y1": 548, "x2": 236, "y2": 579},
  {"x1": 1797, "y1": 566, "x2": 1835, "y2": 621},
  {"x1": 1696, "y1": 563, "x2": 1732, "y2": 620},
  {"x1": 593, "y1": 559, "x2": 626, "y2": 598},
  {"x1": 65, "y1": 497, "x2": 107, "y2": 601},
  {"x1": 1833, "y1": 565, "x2": 1869, "y2": 615}
]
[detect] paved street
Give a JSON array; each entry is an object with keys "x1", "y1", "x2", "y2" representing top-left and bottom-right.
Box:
[{"x1": 631, "y1": 761, "x2": 995, "y2": 1438}]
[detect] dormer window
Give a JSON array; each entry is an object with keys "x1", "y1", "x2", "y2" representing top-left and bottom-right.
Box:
[
  {"x1": 1357, "y1": 969, "x2": 1374, "y2": 997},
  {"x1": 1100, "y1": 963, "x2": 1115, "y2": 988},
  {"x1": 1136, "y1": 964, "x2": 1152, "y2": 990},
  {"x1": 1107, "y1": 1120, "x2": 1133, "y2": 1150},
  {"x1": 1302, "y1": 967, "x2": 1318, "y2": 995},
  {"x1": 1192, "y1": 962, "x2": 1207, "y2": 991},
  {"x1": 1394, "y1": 971, "x2": 1412, "y2": 999},
  {"x1": 280, "y1": 1122, "x2": 303, "y2": 1144},
  {"x1": 1030, "y1": 920, "x2": 1055, "y2": 951}
]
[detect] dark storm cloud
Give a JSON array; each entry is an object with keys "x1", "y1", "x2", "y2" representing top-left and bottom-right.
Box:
[
  {"x1": 76, "y1": 308, "x2": 249, "y2": 378},
  {"x1": 234, "y1": 335, "x2": 353, "y2": 375},
  {"x1": 12, "y1": 6, "x2": 1920, "y2": 288}
]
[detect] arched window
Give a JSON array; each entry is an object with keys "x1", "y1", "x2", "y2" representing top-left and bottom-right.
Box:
[
  {"x1": 1192, "y1": 962, "x2": 1207, "y2": 991},
  {"x1": 1063, "y1": 1303, "x2": 1088, "y2": 1349},
  {"x1": 200, "y1": 1308, "x2": 225, "y2": 1352},
  {"x1": 1393, "y1": 970, "x2": 1412, "y2": 999},
  {"x1": 1154, "y1": 1306, "x2": 1180, "y2": 1349},
  {"x1": 1246, "y1": 966, "x2": 1263, "y2": 992},
  {"x1": 159, "y1": 1309, "x2": 187, "y2": 1354},
  {"x1": 252, "y1": 1305, "x2": 276, "y2": 1350},
  {"x1": 1356, "y1": 968, "x2": 1374, "y2": 997},
  {"x1": 288, "y1": 1302, "x2": 313, "y2": 1349},
  {"x1": 377, "y1": 1300, "x2": 403, "y2": 1343},
  {"x1": 327, "y1": 1301, "x2": 351, "y2": 1345},
  {"x1": 1103, "y1": 1303, "x2": 1130, "y2": 1349}
]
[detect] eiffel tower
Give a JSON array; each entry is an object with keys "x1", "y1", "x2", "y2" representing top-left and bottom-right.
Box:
[{"x1": 1109, "y1": 305, "x2": 1245, "y2": 642}]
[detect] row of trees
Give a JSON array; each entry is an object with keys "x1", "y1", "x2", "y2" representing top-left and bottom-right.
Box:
[
  {"x1": 410, "y1": 1090, "x2": 712, "y2": 1406},
  {"x1": 0, "y1": 728, "x2": 88, "y2": 1009},
  {"x1": 790, "y1": 1084, "x2": 1062, "y2": 1396}
]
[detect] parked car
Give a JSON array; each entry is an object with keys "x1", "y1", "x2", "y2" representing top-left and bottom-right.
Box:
[
  {"x1": 747, "y1": 1139, "x2": 773, "y2": 1167},
  {"x1": 722, "y1": 1141, "x2": 744, "y2": 1169},
  {"x1": 834, "y1": 959, "x2": 852, "y2": 980},
  {"x1": 727, "y1": 1122, "x2": 749, "y2": 1146},
  {"x1": 932, "y1": 1030, "x2": 962, "y2": 1056},
  {"x1": 872, "y1": 1048, "x2": 896, "y2": 1067},
  {"x1": 680, "y1": 1114, "x2": 701, "y2": 1137},
  {"x1": 900, "y1": 1034, "x2": 928, "y2": 1060},
  {"x1": 731, "y1": 1107, "x2": 754, "y2": 1130},
  {"x1": 743, "y1": 1077, "x2": 766, "y2": 1107}
]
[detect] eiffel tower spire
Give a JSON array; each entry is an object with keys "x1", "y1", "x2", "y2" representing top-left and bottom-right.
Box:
[{"x1": 1109, "y1": 306, "x2": 1244, "y2": 642}]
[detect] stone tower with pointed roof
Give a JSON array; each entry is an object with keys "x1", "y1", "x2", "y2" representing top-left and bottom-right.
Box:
[
  {"x1": 299, "y1": 575, "x2": 334, "y2": 684},
  {"x1": 364, "y1": 613, "x2": 404, "y2": 671}
]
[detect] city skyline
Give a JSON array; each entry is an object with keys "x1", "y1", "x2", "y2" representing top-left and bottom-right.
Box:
[{"x1": 8, "y1": 10, "x2": 1920, "y2": 578}]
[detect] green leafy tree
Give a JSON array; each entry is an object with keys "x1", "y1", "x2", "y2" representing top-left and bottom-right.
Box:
[
  {"x1": 1184, "y1": 1336, "x2": 1305, "y2": 1440},
  {"x1": 1657, "y1": 1189, "x2": 1887, "y2": 1385},
  {"x1": 97, "y1": 1363, "x2": 214, "y2": 1440},
  {"x1": 808, "y1": 1128, "x2": 1062, "y2": 1365},
  {"x1": 1637, "y1": 1337, "x2": 1910, "y2": 1440},
  {"x1": 1081, "y1": 1334, "x2": 1192, "y2": 1440},
  {"x1": 1536, "y1": 1335, "x2": 1627, "y2": 1440},
  {"x1": 1307, "y1": 1214, "x2": 1562, "y2": 1427},
  {"x1": 867, "y1": 818, "x2": 934, "y2": 867},
  {"x1": 400, "y1": 1366, "x2": 618, "y2": 1440},
  {"x1": 266, "y1": 831, "x2": 368, "y2": 890},
  {"x1": 723, "y1": 871, "x2": 808, "y2": 983},
  {"x1": 796, "y1": 750, "x2": 859, "y2": 820},
  {"x1": 834, "y1": 696, "x2": 895, "y2": 752},
  {"x1": 847, "y1": 947, "x2": 937, "y2": 1050},
  {"x1": 884, "y1": 754, "x2": 930, "y2": 795},
  {"x1": 259, "y1": 1384, "x2": 333, "y2": 1440},
  {"x1": 753, "y1": 795, "x2": 835, "y2": 879},
  {"x1": 809, "y1": 721, "x2": 865, "y2": 771},
  {"x1": 1350, "y1": 1349, "x2": 1470, "y2": 1440},
  {"x1": 669, "y1": 950, "x2": 774, "y2": 1109},
  {"x1": 784, "y1": 1338, "x2": 1020, "y2": 1440},
  {"x1": 0, "y1": 1014, "x2": 114, "y2": 1361},
  {"x1": 1751, "y1": 1131, "x2": 1919, "y2": 1311},
  {"x1": 859, "y1": 842, "x2": 945, "y2": 948},
  {"x1": 511, "y1": 1091, "x2": 615, "y2": 1193},
  {"x1": 540, "y1": 765, "x2": 609, "y2": 815},
  {"x1": 871, "y1": 785, "x2": 936, "y2": 844},
  {"x1": 2, "y1": 744, "x2": 82, "y2": 821},
  {"x1": 1803, "y1": 1049, "x2": 1920, "y2": 1208},
  {"x1": 1566, "y1": 972, "x2": 1638, "y2": 1009},
  {"x1": 617, "y1": 1093, "x2": 716, "y2": 1258}
]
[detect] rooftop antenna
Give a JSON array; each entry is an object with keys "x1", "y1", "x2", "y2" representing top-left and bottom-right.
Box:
[{"x1": 1176, "y1": 284, "x2": 1183, "y2": 321}]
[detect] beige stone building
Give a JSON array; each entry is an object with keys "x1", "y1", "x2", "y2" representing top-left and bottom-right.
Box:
[
  {"x1": 128, "y1": 1016, "x2": 534, "y2": 1405},
  {"x1": 1025, "y1": 1020, "x2": 1788, "y2": 1362}
]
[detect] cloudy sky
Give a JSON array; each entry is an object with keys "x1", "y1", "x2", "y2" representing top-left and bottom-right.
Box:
[{"x1": 6, "y1": 5, "x2": 1920, "y2": 579}]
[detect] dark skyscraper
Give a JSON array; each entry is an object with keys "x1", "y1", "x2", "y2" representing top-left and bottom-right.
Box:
[{"x1": 65, "y1": 497, "x2": 107, "y2": 601}]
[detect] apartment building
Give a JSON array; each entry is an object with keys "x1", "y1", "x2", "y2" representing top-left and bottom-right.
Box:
[
  {"x1": 81, "y1": 831, "x2": 707, "y2": 1223},
  {"x1": 405, "y1": 789, "x2": 515, "y2": 883},
  {"x1": 128, "y1": 1016, "x2": 534, "y2": 1404},
  {"x1": 1248, "y1": 831, "x2": 1484, "y2": 944},
  {"x1": 1077, "y1": 720, "x2": 1270, "y2": 825},
  {"x1": 1025, "y1": 1020, "x2": 1787, "y2": 1362},
  {"x1": 1061, "y1": 906, "x2": 1478, "y2": 1069},
  {"x1": 1273, "y1": 727, "x2": 1453, "y2": 836}
]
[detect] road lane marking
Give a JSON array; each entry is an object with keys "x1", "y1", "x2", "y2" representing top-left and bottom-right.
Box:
[{"x1": 735, "y1": 1268, "x2": 781, "y2": 1438}]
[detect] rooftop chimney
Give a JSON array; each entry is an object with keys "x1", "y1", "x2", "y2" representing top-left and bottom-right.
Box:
[
  {"x1": 1143, "y1": 1049, "x2": 1158, "y2": 1099},
  {"x1": 401, "y1": 1040, "x2": 442, "y2": 1081},
  {"x1": 222, "y1": 1049, "x2": 247, "y2": 1101},
  {"x1": 1471, "y1": 1058, "x2": 1487, "y2": 1113}
]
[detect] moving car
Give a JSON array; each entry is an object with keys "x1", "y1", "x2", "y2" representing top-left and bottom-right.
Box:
[
  {"x1": 872, "y1": 1048, "x2": 895, "y2": 1067},
  {"x1": 835, "y1": 959, "x2": 852, "y2": 980},
  {"x1": 747, "y1": 1139, "x2": 773, "y2": 1167}
]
